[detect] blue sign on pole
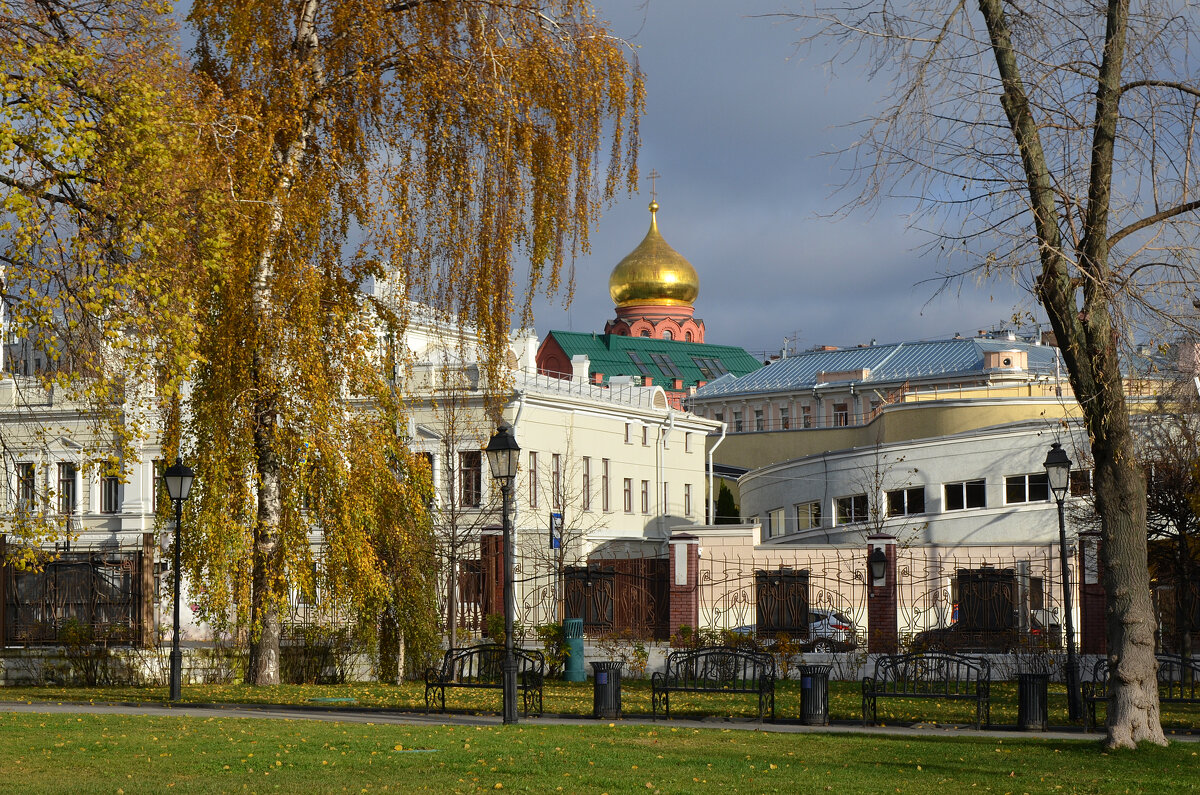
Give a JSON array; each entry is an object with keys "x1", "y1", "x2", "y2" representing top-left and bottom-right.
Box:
[{"x1": 550, "y1": 512, "x2": 563, "y2": 549}]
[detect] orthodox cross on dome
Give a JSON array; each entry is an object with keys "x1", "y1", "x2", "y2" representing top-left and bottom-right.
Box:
[{"x1": 648, "y1": 169, "x2": 661, "y2": 203}]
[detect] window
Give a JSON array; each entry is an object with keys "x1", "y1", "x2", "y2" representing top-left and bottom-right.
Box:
[
  {"x1": 459, "y1": 450, "x2": 482, "y2": 507},
  {"x1": 642, "y1": 425, "x2": 649, "y2": 446},
  {"x1": 802, "y1": 405, "x2": 813, "y2": 428},
  {"x1": 945, "y1": 479, "x2": 986, "y2": 511},
  {"x1": 887, "y1": 487, "x2": 926, "y2": 516},
  {"x1": 765, "y1": 507, "x2": 785, "y2": 538},
  {"x1": 754, "y1": 409, "x2": 764, "y2": 431},
  {"x1": 1070, "y1": 469, "x2": 1093, "y2": 496},
  {"x1": 684, "y1": 432, "x2": 692, "y2": 453},
  {"x1": 649, "y1": 352, "x2": 682, "y2": 379},
  {"x1": 16, "y1": 462, "x2": 35, "y2": 510},
  {"x1": 1006, "y1": 473, "x2": 1049, "y2": 504},
  {"x1": 685, "y1": 331, "x2": 693, "y2": 342},
  {"x1": 691, "y1": 357, "x2": 729, "y2": 379},
  {"x1": 640, "y1": 480, "x2": 650, "y2": 513},
  {"x1": 780, "y1": 407, "x2": 790, "y2": 430},
  {"x1": 152, "y1": 459, "x2": 166, "y2": 512},
  {"x1": 57, "y1": 462, "x2": 77, "y2": 514},
  {"x1": 662, "y1": 329, "x2": 673, "y2": 340},
  {"x1": 552, "y1": 454, "x2": 562, "y2": 509},
  {"x1": 733, "y1": 411, "x2": 743, "y2": 432},
  {"x1": 627, "y1": 351, "x2": 654, "y2": 377},
  {"x1": 582, "y1": 457, "x2": 592, "y2": 511},
  {"x1": 624, "y1": 423, "x2": 632, "y2": 444},
  {"x1": 602, "y1": 459, "x2": 611, "y2": 511},
  {"x1": 795, "y1": 500, "x2": 822, "y2": 530},
  {"x1": 833, "y1": 402, "x2": 849, "y2": 427},
  {"x1": 528, "y1": 451, "x2": 539, "y2": 508},
  {"x1": 684, "y1": 484, "x2": 693, "y2": 516},
  {"x1": 714, "y1": 412, "x2": 724, "y2": 424},
  {"x1": 101, "y1": 475, "x2": 121, "y2": 514},
  {"x1": 835, "y1": 494, "x2": 869, "y2": 524},
  {"x1": 623, "y1": 478, "x2": 633, "y2": 513}
]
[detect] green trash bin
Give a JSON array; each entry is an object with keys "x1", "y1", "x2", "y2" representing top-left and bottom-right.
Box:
[{"x1": 563, "y1": 618, "x2": 586, "y2": 682}]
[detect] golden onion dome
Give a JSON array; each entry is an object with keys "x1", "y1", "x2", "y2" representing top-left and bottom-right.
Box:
[{"x1": 608, "y1": 201, "x2": 699, "y2": 308}]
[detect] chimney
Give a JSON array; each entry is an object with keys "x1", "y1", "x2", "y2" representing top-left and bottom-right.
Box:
[
  {"x1": 570, "y1": 354, "x2": 590, "y2": 384},
  {"x1": 642, "y1": 376, "x2": 653, "y2": 386},
  {"x1": 592, "y1": 372, "x2": 604, "y2": 384},
  {"x1": 672, "y1": 378, "x2": 683, "y2": 390}
]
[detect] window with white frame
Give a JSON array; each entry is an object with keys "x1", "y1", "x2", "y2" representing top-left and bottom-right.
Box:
[
  {"x1": 528, "y1": 451, "x2": 539, "y2": 508},
  {"x1": 602, "y1": 459, "x2": 611, "y2": 511},
  {"x1": 624, "y1": 423, "x2": 632, "y2": 444},
  {"x1": 754, "y1": 409, "x2": 764, "y2": 431},
  {"x1": 640, "y1": 480, "x2": 649, "y2": 513},
  {"x1": 765, "y1": 507, "x2": 785, "y2": 538},
  {"x1": 684, "y1": 433, "x2": 692, "y2": 453},
  {"x1": 944, "y1": 479, "x2": 986, "y2": 510},
  {"x1": 886, "y1": 487, "x2": 925, "y2": 516},
  {"x1": 642, "y1": 425, "x2": 649, "y2": 446},
  {"x1": 733, "y1": 411, "x2": 743, "y2": 432},
  {"x1": 835, "y1": 493, "x2": 869, "y2": 524},
  {"x1": 582, "y1": 457, "x2": 592, "y2": 511},
  {"x1": 802, "y1": 405, "x2": 812, "y2": 428},
  {"x1": 780, "y1": 406, "x2": 790, "y2": 430},
  {"x1": 16, "y1": 462, "x2": 35, "y2": 511},
  {"x1": 684, "y1": 484, "x2": 693, "y2": 516},
  {"x1": 833, "y1": 403, "x2": 849, "y2": 427},
  {"x1": 623, "y1": 478, "x2": 633, "y2": 512},
  {"x1": 795, "y1": 500, "x2": 821, "y2": 530},
  {"x1": 459, "y1": 451, "x2": 482, "y2": 507},
  {"x1": 57, "y1": 462, "x2": 77, "y2": 514},
  {"x1": 1006, "y1": 473, "x2": 1049, "y2": 504},
  {"x1": 101, "y1": 474, "x2": 121, "y2": 514}
]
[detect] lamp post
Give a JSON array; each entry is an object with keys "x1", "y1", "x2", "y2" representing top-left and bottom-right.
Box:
[
  {"x1": 485, "y1": 423, "x2": 521, "y2": 725},
  {"x1": 1044, "y1": 442, "x2": 1082, "y2": 721},
  {"x1": 868, "y1": 547, "x2": 888, "y2": 587},
  {"x1": 163, "y1": 457, "x2": 195, "y2": 703}
]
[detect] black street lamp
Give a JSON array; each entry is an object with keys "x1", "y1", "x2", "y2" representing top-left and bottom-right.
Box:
[
  {"x1": 485, "y1": 423, "x2": 521, "y2": 725},
  {"x1": 163, "y1": 457, "x2": 195, "y2": 703},
  {"x1": 1044, "y1": 441, "x2": 1082, "y2": 721}
]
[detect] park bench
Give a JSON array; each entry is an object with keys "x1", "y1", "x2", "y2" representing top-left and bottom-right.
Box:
[
  {"x1": 424, "y1": 644, "x2": 545, "y2": 716},
  {"x1": 1082, "y1": 653, "x2": 1200, "y2": 731},
  {"x1": 651, "y1": 645, "x2": 775, "y2": 721},
  {"x1": 862, "y1": 652, "x2": 992, "y2": 728}
]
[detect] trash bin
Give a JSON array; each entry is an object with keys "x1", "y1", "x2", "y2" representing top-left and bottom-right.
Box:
[
  {"x1": 799, "y1": 664, "x2": 832, "y2": 726},
  {"x1": 591, "y1": 660, "x2": 624, "y2": 719},
  {"x1": 563, "y1": 619, "x2": 586, "y2": 682},
  {"x1": 1017, "y1": 672, "x2": 1049, "y2": 731}
]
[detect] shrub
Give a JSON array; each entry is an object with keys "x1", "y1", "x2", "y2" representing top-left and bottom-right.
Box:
[{"x1": 535, "y1": 622, "x2": 567, "y2": 678}]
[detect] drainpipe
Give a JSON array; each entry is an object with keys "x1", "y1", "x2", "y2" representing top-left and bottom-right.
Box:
[{"x1": 708, "y1": 422, "x2": 727, "y2": 524}]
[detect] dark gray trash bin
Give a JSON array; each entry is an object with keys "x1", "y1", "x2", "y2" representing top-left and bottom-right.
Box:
[
  {"x1": 1017, "y1": 672, "x2": 1049, "y2": 731},
  {"x1": 591, "y1": 660, "x2": 624, "y2": 719},
  {"x1": 799, "y1": 664, "x2": 832, "y2": 726}
]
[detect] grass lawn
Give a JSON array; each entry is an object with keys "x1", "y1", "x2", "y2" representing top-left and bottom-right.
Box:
[
  {"x1": 0, "y1": 711, "x2": 1197, "y2": 794},
  {"x1": 4, "y1": 679, "x2": 1198, "y2": 732}
]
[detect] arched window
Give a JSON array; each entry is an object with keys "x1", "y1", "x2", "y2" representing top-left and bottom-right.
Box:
[
  {"x1": 685, "y1": 331, "x2": 693, "y2": 342},
  {"x1": 640, "y1": 330, "x2": 651, "y2": 337},
  {"x1": 662, "y1": 329, "x2": 673, "y2": 340}
]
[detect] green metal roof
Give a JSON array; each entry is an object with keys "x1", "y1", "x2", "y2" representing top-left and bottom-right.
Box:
[{"x1": 545, "y1": 331, "x2": 762, "y2": 389}]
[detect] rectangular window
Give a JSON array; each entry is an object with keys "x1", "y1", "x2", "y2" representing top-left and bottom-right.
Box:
[
  {"x1": 627, "y1": 351, "x2": 654, "y2": 378},
  {"x1": 152, "y1": 459, "x2": 166, "y2": 513},
  {"x1": 459, "y1": 450, "x2": 482, "y2": 507},
  {"x1": 733, "y1": 411, "x2": 743, "y2": 432},
  {"x1": 602, "y1": 459, "x2": 611, "y2": 511},
  {"x1": 16, "y1": 462, "x2": 35, "y2": 510},
  {"x1": 714, "y1": 412, "x2": 724, "y2": 424},
  {"x1": 641, "y1": 425, "x2": 649, "y2": 446},
  {"x1": 662, "y1": 482, "x2": 670, "y2": 513},
  {"x1": 795, "y1": 500, "x2": 822, "y2": 530},
  {"x1": 833, "y1": 402, "x2": 849, "y2": 427},
  {"x1": 684, "y1": 432, "x2": 692, "y2": 453},
  {"x1": 57, "y1": 462, "x2": 77, "y2": 514},
  {"x1": 835, "y1": 494, "x2": 869, "y2": 524},
  {"x1": 766, "y1": 507, "x2": 786, "y2": 538},
  {"x1": 552, "y1": 454, "x2": 562, "y2": 509},
  {"x1": 780, "y1": 407, "x2": 790, "y2": 430},
  {"x1": 640, "y1": 480, "x2": 650, "y2": 513},
  {"x1": 624, "y1": 423, "x2": 632, "y2": 444},
  {"x1": 582, "y1": 457, "x2": 592, "y2": 511},
  {"x1": 528, "y1": 451, "x2": 539, "y2": 508},
  {"x1": 945, "y1": 479, "x2": 986, "y2": 511},
  {"x1": 1006, "y1": 473, "x2": 1050, "y2": 504},
  {"x1": 802, "y1": 405, "x2": 813, "y2": 428},
  {"x1": 649, "y1": 352, "x2": 683, "y2": 379},
  {"x1": 684, "y1": 484, "x2": 693, "y2": 516},
  {"x1": 754, "y1": 409, "x2": 764, "y2": 431},
  {"x1": 1070, "y1": 469, "x2": 1093, "y2": 497},
  {"x1": 101, "y1": 475, "x2": 121, "y2": 514},
  {"x1": 886, "y1": 487, "x2": 926, "y2": 516},
  {"x1": 623, "y1": 478, "x2": 633, "y2": 513}
]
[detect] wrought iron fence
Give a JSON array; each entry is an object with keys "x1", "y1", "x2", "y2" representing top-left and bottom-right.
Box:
[
  {"x1": 2, "y1": 549, "x2": 145, "y2": 645},
  {"x1": 896, "y1": 545, "x2": 1067, "y2": 653}
]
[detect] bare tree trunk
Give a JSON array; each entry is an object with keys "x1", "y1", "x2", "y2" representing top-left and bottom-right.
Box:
[{"x1": 247, "y1": 390, "x2": 283, "y2": 685}]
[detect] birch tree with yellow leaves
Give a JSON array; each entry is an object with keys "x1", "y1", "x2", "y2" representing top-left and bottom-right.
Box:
[{"x1": 182, "y1": 0, "x2": 642, "y2": 684}]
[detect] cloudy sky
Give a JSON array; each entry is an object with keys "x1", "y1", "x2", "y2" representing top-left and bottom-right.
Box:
[{"x1": 524, "y1": 1, "x2": 1031, "y2": 359}]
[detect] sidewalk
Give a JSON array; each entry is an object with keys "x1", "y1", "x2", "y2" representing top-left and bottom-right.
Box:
[{"x1": 2, "y1": 699, "x2": 1194, "y2": 742}]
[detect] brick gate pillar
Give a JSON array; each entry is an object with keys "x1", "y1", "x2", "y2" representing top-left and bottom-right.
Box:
[
  {"x1": 668, "y1": 533, "x2": 699, "y2": 640},
  {"x1": 1078, "y1": 530, "x2": 1106, "y2": 655},
  {"x1": 867, "y1": 535, "x2": 898, "y2": 654}
]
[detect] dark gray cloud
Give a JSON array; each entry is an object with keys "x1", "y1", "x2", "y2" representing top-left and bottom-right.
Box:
[{"x1": 525, "y1": 1, "x2": 1031, "y2": 357}]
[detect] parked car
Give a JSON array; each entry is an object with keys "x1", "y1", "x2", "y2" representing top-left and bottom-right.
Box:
[
  {"x1": 911, "y1": 612, "x2": 1053, "y2": 653},
  {"x1": 804, "y1": 608, "x2": 858, "y2": 652}
]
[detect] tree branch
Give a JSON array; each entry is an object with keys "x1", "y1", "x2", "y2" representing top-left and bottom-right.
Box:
[{"x1": 1108, "y1": 198, "x2": 1200, "y2": 248}]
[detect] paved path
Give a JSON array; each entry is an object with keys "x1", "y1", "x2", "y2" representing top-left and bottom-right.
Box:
[{"x1": 2, "y1": 700, "x2": 1194, "y2": 742}]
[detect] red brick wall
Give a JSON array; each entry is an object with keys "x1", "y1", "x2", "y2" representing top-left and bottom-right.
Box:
[
  {"x1": 668, "y1": 535, "x2": 699, "y2": 639},
  {"x1": 867, "y1": 538, "x2": 898, "y2": 654}
]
